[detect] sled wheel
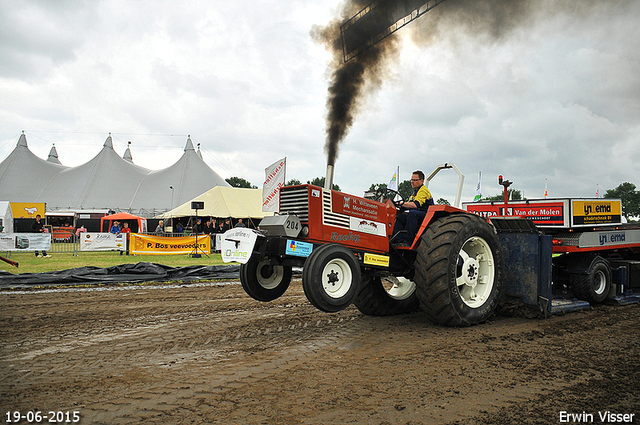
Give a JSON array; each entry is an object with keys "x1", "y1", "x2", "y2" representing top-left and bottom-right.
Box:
[
  {"x1": 302, "y1": 244, "x2": 361, "y2": 313},
  {"x1": 354, "y1": 274, "x2": 420, "y2": 316},
  {"x1": 240, "y1": 256, "x2": 292, "y2": 302},
  {"x1": 414, "y1": 213, "x2": 504, "y2": 327},
  {"x1": 570, "y1": 256, "x2": 611, "y2": 304}
]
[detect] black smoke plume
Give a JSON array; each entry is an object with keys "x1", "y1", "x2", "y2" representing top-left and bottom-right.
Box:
[
  {"x1": 314, "y1": 0, "x2": 621, "y2": 168},
  {"x1": 312, "y1": 0, "x2": 400, "y2": 167}
]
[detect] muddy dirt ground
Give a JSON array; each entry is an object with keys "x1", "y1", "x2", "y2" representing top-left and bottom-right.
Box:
[{"x1": 1, "y1": 279, "x2": 639, "y2": 425}]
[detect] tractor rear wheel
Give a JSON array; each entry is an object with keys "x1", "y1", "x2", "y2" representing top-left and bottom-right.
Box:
[
  {"x1": 240, "y1": 256, "x2": 292, "y2": 302},
  {"x1": 354, "y1": 275, "x2": 419, "y2": 316},
  {"x1": 302, "y1": 244, "x2": 361, "y2": 312},
  {"x1": 414, "y1": 213, "x2": 504, "y2": 326}
]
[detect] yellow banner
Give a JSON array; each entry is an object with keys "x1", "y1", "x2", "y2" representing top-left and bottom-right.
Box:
[
  {"x1": 10, "y1": 202, "x2": 46, "y2": 218},
  {"x1": 130, "y1": 234, "x2": 211, "y2": 255},
  {"x1": 572, "y1": 200, "x2": 622, "y2": 225}
]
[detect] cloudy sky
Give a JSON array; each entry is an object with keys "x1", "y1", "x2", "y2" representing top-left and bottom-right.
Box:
[{"x1": 1, "y1": 0, "x2": 639, "y2": 204}]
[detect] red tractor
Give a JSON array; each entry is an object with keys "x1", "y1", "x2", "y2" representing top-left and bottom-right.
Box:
[{"x1": 222, "y1": 164, "x2": 505, "y2": 327}]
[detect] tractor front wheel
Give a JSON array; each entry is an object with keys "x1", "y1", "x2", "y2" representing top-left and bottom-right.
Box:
[
  {"x1": 240, "y1": 256, "x2": 292, "y2": 302},
  {"x1": 414, "y1": 213, "x2": 504, "y2": 326},
  {"x1": 302, "y1": 244, "x2": 361, "y2": 312}
]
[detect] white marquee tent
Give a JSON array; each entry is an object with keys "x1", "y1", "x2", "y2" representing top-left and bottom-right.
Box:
[
  {"x1": 156, "y1": 186, "x2": 273, "y2": 220},
  {"x1": 0, "y1": 133, "x2": 231, "y2": 217}
]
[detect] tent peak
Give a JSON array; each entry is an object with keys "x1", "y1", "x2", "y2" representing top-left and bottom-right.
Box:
[
  {"x1": 47, "y1": 144, "x2": 61, "y2": 164},
  {"x1": 17, "y1": 132, "x2": 27, "y2": 148},
  {"x1": 123, "y1": 141, "x2": 133, "y2": 163},
  {"x1": 103, "y1": 133, "x2": 113, "y2": 149},
  {"x1": 184, "y1": 136, "x2": 195, "y2": 152}
]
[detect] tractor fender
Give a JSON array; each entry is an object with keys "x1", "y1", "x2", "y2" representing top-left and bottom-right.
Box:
[{"x1": 410, "y1": 205, "x2": 469, "y2": 249}]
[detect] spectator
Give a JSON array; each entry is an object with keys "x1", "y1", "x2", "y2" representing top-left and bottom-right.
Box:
[
  {"x1": 120, "y1": 222, "x2": 131, "y2": 234},
  {"x1": 120, "y1": 222, "x2": 132, "y2": 256},
  {"x1": 75, "y1": 225, "x2": 87, "y2": 237},
  {"x1": 31, "y1": 214, "x2": 51, "y2": 258},
  {"x1": 110, "y1": 221, "x2": 121, "y2": 234},
  {"x1": 155, "y1": 220, "x2": 164, "y2": 234},
  {"x1": 193, "y1": 218, "x2": 202, "y2": 234},
  {"x1": 235, "y1": 218, "x2": 246, "y2": 228},
  {"x1": 204, "y1": 219, "x2": 213, "y2": 234}
]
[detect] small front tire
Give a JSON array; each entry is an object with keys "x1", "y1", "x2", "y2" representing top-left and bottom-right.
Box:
[
  {"x1": 302, "y1": 244, "x2": 361, "y2": 312},
  {"x1": 240, "y1": 256, "x2": 292, "y2": 302}
]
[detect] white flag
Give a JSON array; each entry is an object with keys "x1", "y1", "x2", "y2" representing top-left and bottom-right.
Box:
[
  {"x1": 388, "y1": 166, "x2": 399, "y2": 192},
  {"x1": 262, "y1": 157, "x2": 286, "y2": 212},
  {"x1": 474, "y1": 171, "x2": 482, "y2": 202}
]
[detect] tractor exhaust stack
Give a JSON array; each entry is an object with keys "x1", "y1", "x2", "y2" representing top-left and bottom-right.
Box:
[{"x1": 324, "y1": 164, "x2": 334, "y2": 190}]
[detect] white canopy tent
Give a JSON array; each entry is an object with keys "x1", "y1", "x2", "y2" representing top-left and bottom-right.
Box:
[
  {"x1": 156, "y1": 186, "x2": 273, "y2": 220},
  {"x1": 0, "y1": 133, "x2": 230, "y2": 217},
  {"x1": 128, "y1": 137, "x2": 229, "y2": 214},
  {"x1": 0, "y1": 133, "x2": 67, "y2": 202}
]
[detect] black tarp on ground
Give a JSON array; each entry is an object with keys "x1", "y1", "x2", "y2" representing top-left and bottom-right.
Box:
[{"x1": 0, "y1": 262, "x2": 240, "y2": 289}]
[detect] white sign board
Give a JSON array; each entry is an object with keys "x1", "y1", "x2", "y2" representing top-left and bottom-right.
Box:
[
  {"x1": 0, "y1": 233, "x2": 52, "y2": 251},
  {"x1": 80, "y1": 233, "x2": 127, "y2": 251}
]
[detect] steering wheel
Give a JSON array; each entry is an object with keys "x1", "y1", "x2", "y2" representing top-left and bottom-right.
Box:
[{"x1": 378, "y1": 188, "x2": 405, "y2": 209}]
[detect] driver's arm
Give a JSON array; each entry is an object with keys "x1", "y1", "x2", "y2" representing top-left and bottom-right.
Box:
[
  {"x1": 404, "y1": 187, "x2": 431, "y2": 210},
  {"x1": 403, "y1": 201, "x2": 418, "y2": 209}
]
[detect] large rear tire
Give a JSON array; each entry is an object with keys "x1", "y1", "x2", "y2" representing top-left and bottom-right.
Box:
[
  {"x1": 302, "y1": 244, "x2": 361, "y2": 313},
  {"x1": 414, "y1": 213, "x2": 504, "y2": 327},
  {"x1": 354, "y1": 275, "x2": 419, "y2": 316},
  {"x1": 240, "y1": 256, "x2": 292, "y2": 302}
]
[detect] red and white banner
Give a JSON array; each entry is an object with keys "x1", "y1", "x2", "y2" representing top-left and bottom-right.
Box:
[{"x1": 262, "y1": 157, "x2": 286, "y2": 212}]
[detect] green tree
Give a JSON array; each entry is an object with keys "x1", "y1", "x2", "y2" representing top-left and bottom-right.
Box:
[
  {"x1": 604, "y1": 182, "x2": 640, "y2": 220},
  {"x1": 366, "y1": 180, "x2": 412, "y2": 200},
  {"x1": 226, "y1": 177, "x2": 257, "y2": 189},
  {"x1": 367, "y1": 183, "x2": 387, "y2": 192},
  {"x1": 398, "y1": 180, "x2": 412, "y2": 200},
  {"x1": 307, "y1": 177, "x2": 340, "y2": 191},
  {"x1": 364, "y1": 183, "x2": 388, "y2": 200},
  {"x1": 286, "y1": 179, "x2": 301, "y2": 186},
  {"x1": 437, "y1": 198, "x2": 450, "y2": 206}
]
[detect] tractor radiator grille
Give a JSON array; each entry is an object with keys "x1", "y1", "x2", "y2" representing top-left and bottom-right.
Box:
[
  {"x1": 322, "y1": 190, "x2": 350, "y2": 229},
  {"x1": 280, "y1": 187, "x2": 310, "y2": 222}
]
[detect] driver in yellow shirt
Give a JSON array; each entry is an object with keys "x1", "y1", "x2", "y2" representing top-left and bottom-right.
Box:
[{"x1": 391, "y1": 170, "x2": 434, "y2": 246}]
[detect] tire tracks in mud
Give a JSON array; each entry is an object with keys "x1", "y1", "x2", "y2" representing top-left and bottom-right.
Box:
[
  {"x1": 81, "y1": 316, "x2": 366, "y2": 424},
  {"x1": 2, "y1": 282, "x2": 639, "y2": 425},
  {"x1": 1, "y1": 282, "x2": 370, "y2": 424}
]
